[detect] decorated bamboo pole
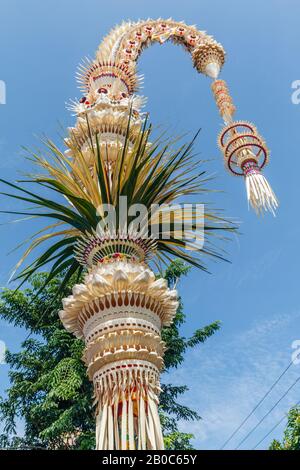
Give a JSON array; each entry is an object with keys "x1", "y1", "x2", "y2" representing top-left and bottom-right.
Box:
[
  {"x1": 58, "y1": 19, "x2": 278, "y2": 450},
  {"x1": 4, "y1": 19, "x2": 278, "y2": 451}
]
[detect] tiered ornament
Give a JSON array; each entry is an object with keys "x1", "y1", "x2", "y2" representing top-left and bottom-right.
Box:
[
  {"x1": 212, "y1": 80, "x2": 278, "y2": 215},
  {"x1": 60, "y1": 251, "x2": 177, "y2": 449}
]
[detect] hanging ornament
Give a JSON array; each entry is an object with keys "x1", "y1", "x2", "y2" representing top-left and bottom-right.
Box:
[{"x1": 212, "y1": 79, "x2": 278, "y2": 215}]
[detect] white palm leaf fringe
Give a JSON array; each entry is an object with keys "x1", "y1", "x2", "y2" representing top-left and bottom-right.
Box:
[
  {"x1": 94, "y1": 367, "x2": 163, "y2": 450},
  {"x1": 245, "y1": 171, "x2": 278, "y2": 216}
]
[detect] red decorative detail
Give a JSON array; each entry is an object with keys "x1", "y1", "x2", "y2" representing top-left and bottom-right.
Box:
[
  {"x1": 98, "y1": 87, "x2": 108, "y2": 94},
  {"x1": 227, "y1": 143, "x2": 267, "y2": 176},
  {"x1": 220, "y1": 123, "x2": 253, "y2": 147},
  {"x1": 218, "y1": 121, "x2": 268, "y2": 176},
  {"x1": 145, "y1": 26, "x2": 152, "y2": 36},
  {"x1": 79, "y1": 96, "x2": 86, "y2": 103},
  {"x1": 241, "y1": 160, "x2": 260, "y2": 176}
]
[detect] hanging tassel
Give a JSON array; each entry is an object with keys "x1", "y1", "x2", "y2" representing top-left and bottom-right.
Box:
[
  {"x1": 94, "y1": 363, "x2": 163, "y2": 450},
  {"x1": 243, "y1": 161, "x2": 278, "y2": 216}
]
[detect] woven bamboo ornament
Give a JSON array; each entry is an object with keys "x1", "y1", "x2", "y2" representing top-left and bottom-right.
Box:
[
  {"x1": 212, "y1": 80, "x2": 278, "y2": 215},
  {"x1": 60, "y1": 18, "x2": 277, "y2": 451},
  {"x1": 60, "y1": 259, "x2": 177, "y2": 449}
]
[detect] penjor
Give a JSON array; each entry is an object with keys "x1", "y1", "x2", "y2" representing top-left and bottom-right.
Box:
[
  {"x1": 60, "y1": 19, "x2": 277, "y2": 449},
  {"x1": 3, "y1": 19, "x2": 278, "y2": 451}
]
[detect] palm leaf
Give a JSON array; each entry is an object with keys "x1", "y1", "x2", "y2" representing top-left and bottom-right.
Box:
[{"x1": 1, "y1": 114, "x2": 237, "y2": 290}]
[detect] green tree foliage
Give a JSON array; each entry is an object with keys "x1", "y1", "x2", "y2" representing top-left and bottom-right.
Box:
[
  {"x1": 269, "y1": 405, "x2": 300, "y2": 450},
  {"x1": 0, "y1": 260, "x2": 220, "y2": 450}
]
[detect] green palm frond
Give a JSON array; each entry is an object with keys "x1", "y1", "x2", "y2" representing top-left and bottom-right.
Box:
[{"x1": 1, "y1": 114, "x2": 237, "y2": 293}]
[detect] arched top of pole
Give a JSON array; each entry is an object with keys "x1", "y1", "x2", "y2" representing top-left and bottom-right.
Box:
[{"x1": 77, "y1": 19, "x2": 225, "y2": 95}]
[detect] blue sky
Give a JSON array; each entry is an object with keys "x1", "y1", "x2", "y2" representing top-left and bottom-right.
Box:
[{"x1": 0, "y1": 0, "x2": 300, "y2": 450}]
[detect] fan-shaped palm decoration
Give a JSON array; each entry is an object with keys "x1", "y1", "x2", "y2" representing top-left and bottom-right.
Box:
[
  {"x1": 1, "y1": 119, "x2": 232, "y2": 292},
  {"x1": 1, "y1": 19, "x2": 276, "y2": 450}
]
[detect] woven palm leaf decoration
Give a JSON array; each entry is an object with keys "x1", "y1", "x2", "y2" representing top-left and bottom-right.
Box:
[{"x1": 1, "y1": 19, "x2": 277, "y2": 450}]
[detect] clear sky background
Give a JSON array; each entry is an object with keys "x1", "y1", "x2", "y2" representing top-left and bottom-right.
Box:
[{"x1": 0, "y1": 0, "x2": 300, "y2": 450}]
